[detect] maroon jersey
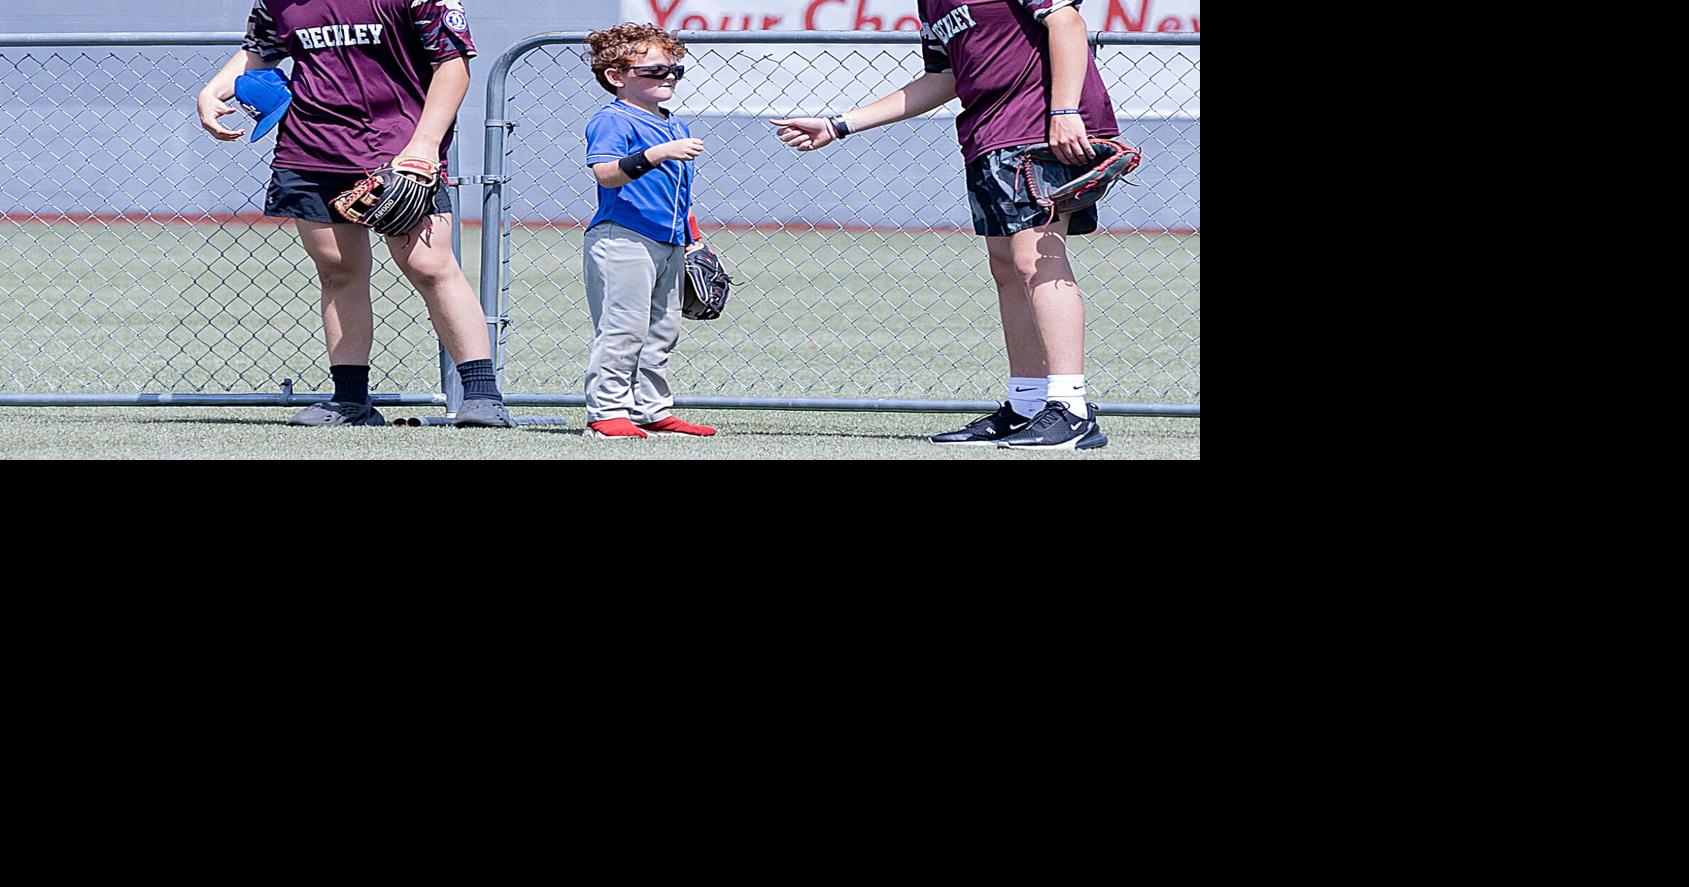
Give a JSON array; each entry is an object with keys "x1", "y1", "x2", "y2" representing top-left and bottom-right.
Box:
[
  {"x1": 242, "y1": 0, "x2": 476, "y2": 174},
  {"x1": 918, "y1": 0, "x2": 1118, "y2": 163}
]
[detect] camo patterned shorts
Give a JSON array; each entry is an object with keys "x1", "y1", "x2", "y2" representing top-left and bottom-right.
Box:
[{"x1": 965, "y1": 143, "x2": 1101, "y2": 238}]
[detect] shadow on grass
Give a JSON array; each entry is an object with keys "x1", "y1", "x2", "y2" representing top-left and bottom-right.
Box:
[
  {"x1": 739, "y1": 431, "x2": 935, "y2": 442},
  {"x1": 492, "y1": 427, "x2": 930, "y2": 443},
  {"x1": 149, "y1": 417, "x2": 290, "y2": 428}
]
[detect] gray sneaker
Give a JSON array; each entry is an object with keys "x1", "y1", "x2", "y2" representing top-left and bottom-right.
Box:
[
  {"x1": 453, "y1": 399, "x2": 517, "y2": 428},
  {"x1": 287, "y1": 401, "x2": 385, "y2": 427}
]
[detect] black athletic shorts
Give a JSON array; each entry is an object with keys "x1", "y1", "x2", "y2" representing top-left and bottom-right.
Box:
[
  {"x1": 265, "y1": 167, "x2": 454, "y2": 225},
  {"x1": 966, "y1": 144, "x2": 1101, "y2": 238}
]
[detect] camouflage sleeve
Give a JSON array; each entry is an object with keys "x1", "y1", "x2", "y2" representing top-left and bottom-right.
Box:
[
  {"x1": 919, "y1": 14, "x2": 952, "y2": 74},
  {"x1": 411, "y1": 0, "x2": 478, "y2": 64},
  {"x1": 241, "y1": 1, "x2": 289, "y2": 61},
  {"x1": 1018, "y1": 0, "x2": 1083, "y2": 23}
]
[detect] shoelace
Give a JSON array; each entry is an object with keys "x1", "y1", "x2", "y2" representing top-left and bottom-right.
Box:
[{"x1": 1030, "y1": 402, "x2": 1072, "y2": 429}]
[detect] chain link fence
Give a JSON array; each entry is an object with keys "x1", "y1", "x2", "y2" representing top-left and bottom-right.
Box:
[
  {"x1": 0, "y1": 34, "x2": 459, "y2": 405},
  {"x1": 483, "y1": 31, "x2": 1198, "y2": 414},
  {"x1": 1, "y1": 31, "x2": 1198, "y2": 415}
]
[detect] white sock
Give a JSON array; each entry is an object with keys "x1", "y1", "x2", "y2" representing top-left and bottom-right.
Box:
[
  {"x1": 1047, "y1": 375, "x2": 1088, "y2": 418},
  {"x1": 1007, "y1": 377, "x2": 1046, "y2": 420}
]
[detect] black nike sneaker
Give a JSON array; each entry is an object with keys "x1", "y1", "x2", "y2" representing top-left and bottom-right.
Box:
[
  {"x1": 997, "y1": 402, "x2": 1108, "y2": 450},
  {"x1": 929, "y1": 402, "x2": 1034, "y2": 445}
]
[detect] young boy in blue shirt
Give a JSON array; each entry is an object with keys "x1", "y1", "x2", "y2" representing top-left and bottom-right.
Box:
[{"x1": 581, "y1": 24, "x2": 716, "y2": 439}]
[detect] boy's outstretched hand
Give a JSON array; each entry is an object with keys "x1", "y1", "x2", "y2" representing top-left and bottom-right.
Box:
[
  {"x1": 769, "y1": 118, "x2": 835, "y2": 152},
  {"x1": 651, "y1": 138, "x2": 706, "y2": 163}
]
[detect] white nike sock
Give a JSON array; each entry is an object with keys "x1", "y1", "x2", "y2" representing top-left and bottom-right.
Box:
[
  {"x1": 1047, "y1": 375, "x2": 1089, "y2": 418},
  {"x1": 1007, "y1": 377, "x2": 1046, "y2": 420}
]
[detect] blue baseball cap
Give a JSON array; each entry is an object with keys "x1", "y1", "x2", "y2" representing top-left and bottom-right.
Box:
[{"x1": 234, "y1": 68, "x2": 292, "y2": 143}]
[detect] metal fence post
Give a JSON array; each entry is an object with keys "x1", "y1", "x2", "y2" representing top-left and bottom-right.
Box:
[
  {"x1": 441, "y1": 135, "x2": 466, "y2": 414},
  {"x1": 480, "y1": 37, "x2": 536, "y2": 398}
]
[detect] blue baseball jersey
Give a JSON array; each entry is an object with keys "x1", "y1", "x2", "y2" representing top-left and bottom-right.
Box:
[{"x1": 584, "y1": 101, "x2": 695, "y2": 246}]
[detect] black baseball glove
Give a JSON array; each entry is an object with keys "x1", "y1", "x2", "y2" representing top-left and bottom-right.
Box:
[
  {"x1": 1022, "y1": 138, "x2": 1143, "y2": 226},
  {"x1": 682, "y1": 242, "x2": 733, "y2": 321},
  {"x1": 332, "y1": 157, "x2": 442, "y2": 237}
]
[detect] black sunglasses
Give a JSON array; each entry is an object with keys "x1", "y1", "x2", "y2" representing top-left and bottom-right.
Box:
[{"x1": 621, "y1": 64, "x2": 685, "y2": 81}]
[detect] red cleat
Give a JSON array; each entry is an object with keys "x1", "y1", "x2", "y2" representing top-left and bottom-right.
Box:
[
  {"x1": 639, "y1": 416, "x2": 717, "y2": 437},
  {"x1": 587, "y1": 418, "x2": 649, "y2": 440}
]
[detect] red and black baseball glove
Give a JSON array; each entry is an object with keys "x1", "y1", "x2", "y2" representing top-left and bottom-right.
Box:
[
  {"x1": 1022, "y1": 138, "x2": 1143, "y2": 226},
  {"x1": 332, "y1": 157, "x2": 441, "y2": 237}
]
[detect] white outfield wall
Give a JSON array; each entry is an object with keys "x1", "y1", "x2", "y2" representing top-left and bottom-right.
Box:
[{"x1": 619, "y1": 0, "x2": 1200, "y2": 118}]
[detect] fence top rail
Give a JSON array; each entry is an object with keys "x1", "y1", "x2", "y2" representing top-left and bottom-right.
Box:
[
  {"x1": 0, "y1": 28, "x2": 1197, "y2": 50},
  {"x1": 485, "y1": 28, "x2": 1196, "y2": 107},
  {"x1": 500, "y1": 29, "x2": 1195, "y2": 51},
  {"x1": 0, "y1": 32, "x2": 245, "y2": 47}
]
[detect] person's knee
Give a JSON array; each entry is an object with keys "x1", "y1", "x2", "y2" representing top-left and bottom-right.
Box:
[
  {"x1": 595, "y1": 325, "x2": 648, "y2": 354},
  {"x1": 988, "y1": 251, "x2": 1019, "y2": 287},
  {"x1": 1012, "y1": 252, "x2": 1048, "y2": 289},
  {"x1": 314, "y1": 259, "x2": 369, "y2": 292},
  {"x1": 400, "y1": 253, "x2": 462, "y2": 291},
  {"x1": 1013, "y1": 237, "x2": 1073, "y2": 290}
]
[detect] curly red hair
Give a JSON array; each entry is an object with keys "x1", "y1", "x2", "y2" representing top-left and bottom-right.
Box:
[{"x1": 585, "y1": 23, "x2": 688, "y2": 96}]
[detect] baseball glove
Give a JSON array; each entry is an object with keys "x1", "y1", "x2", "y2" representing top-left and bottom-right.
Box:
[
  {"x1": 332, "y1": 158, "x2": 442, "y2": 237},
  {"x1": 682, "y1": 242, "x2": 733, "y2": 321},
  {"x1": 1021, "y1": 138, "x2": 1143, "y2": 226}
]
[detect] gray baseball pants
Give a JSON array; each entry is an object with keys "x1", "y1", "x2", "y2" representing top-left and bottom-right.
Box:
[{"x1": 582, "y1": 222, "x2": 684, "y2": 424}]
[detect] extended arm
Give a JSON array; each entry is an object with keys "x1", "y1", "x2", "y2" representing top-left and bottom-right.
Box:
[
  {"x1": 591, "y1": 138, "x2": 705, "y2": 188},
  {"x1": 769, "y1": 71, "x2": 958, "y2": 152}
]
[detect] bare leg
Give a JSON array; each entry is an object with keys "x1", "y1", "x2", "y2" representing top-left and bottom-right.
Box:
[
  {"x1": 985, "y1": 235, "x2": 1049, "y2": 379},
  {"x1": 1006, "y1": 217, "x2": 1084, "y2": 376},
  {"x1": 385, "y1": 213, "x2": 490, "y2": 364},
  {"x1": 295, "y1": 220, "x2": 375, "y2": 365}
]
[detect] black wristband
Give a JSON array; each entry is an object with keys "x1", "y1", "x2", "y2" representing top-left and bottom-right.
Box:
[
  {"x1": 829, "y1": 114, "x2": 852, "y2": 140},
  {"x1": 618, "y1": 150, "x2": 656, "y2": 180}
]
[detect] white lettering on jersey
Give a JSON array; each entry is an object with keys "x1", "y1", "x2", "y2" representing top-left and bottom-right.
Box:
[
  {"x1": 923, "y1": 5, "x2": 977, "y2": 47},
  {"x1": 297, "y1": 22, "x2": 385, "y2": 52}
]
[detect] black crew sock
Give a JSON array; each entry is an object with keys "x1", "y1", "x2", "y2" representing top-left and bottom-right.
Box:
[
  {"x1": 457, "y1": 359, "x2": 502, "y2": 402},
  {"x1": 330, "y1": 365, "x2": 370, "y2": 405}
]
